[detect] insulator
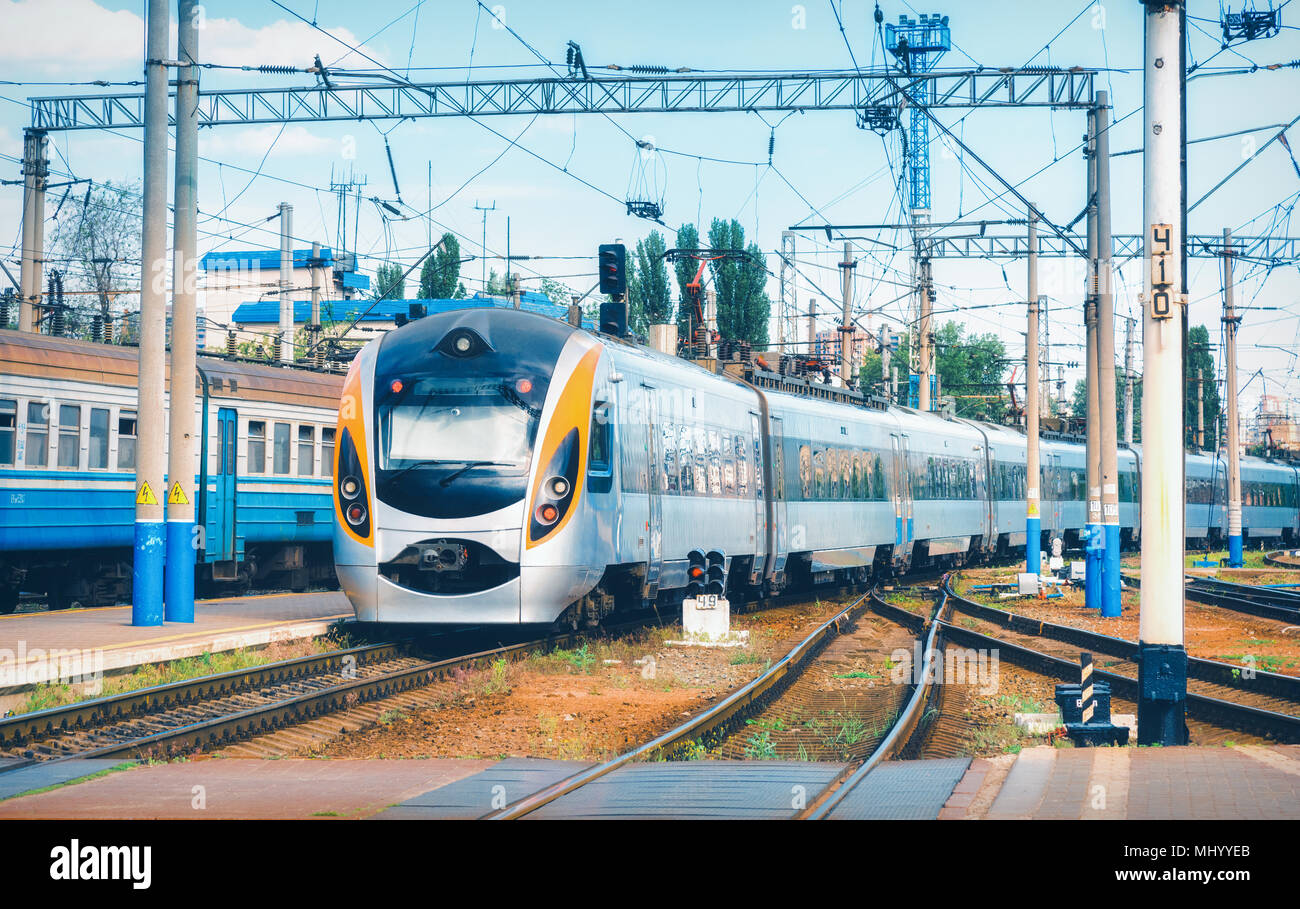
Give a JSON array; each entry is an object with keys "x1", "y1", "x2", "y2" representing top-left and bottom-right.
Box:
[
  {"x1": 0, "y1": 295, "x2": 10, "y2": 328},
  {"x1": 255, "y1": 343, "x2": 265, "y2": 359},
  {"x1": 91, "y1": 314, "x2": 103, "y2": 342},
  {"x1": 104, "y1": 315, "x2": 113, "y2": 344},
  {"x1": 258, "y1": 64, "x2": 297, "y2": 74},
  {"x1": 627, "y1": 65, "x2": 669, "y2": 74},
  {"x1": 226, "y1": 330, "x2": 237, "y2": 358},
  {"x1": 272, "y1": 336, "x2": 281, "y2": 360},
  {"x1": 768, "y1": 134, "x2": 775, "y2": 159},
  {"x1": 52, "y1": 307, "x2": 65, "y2": 337}
]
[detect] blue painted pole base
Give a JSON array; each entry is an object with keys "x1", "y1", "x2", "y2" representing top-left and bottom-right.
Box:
[
  {"x1": 132, "y1": 521, "x2": 165, "y2": 626},
  {"x1": 1026, "y1": 516, "x2": 1041, "y2": 575},
  {"x1": 1101, "y1": 523, "x2": 1122, "y2": 617},
  {"x1": 165, "y1": 520, "x2": 196, "y2": 623},
  {"x1": 1083, "y1": 523, "x2": 1101, "y2": 609},
  {"x1": 1227, "y1": 534, "x2": 1243, "y2": 568},
  {"x1": 1136, "y1": 641, "x2": 1188, "y2": 746}
]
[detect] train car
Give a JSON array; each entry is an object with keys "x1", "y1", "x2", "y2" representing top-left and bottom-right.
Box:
[
  {"x1": 0, "y1": 329, "x2": 343, "y2": 612},
  {"x1": 334, "y1": 307, "x2": 1300, "y2": 627},
  {"x1": 1240, "y1": 456, "x2": 1299, "y2": 546}
]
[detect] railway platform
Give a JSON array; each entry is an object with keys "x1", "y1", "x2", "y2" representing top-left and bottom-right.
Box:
[
  {"x1": 1, "y1": 745, "x2": 1295, "y2": 819},
  {"x1": 0, "y1": 592, "x2": 352, "y2": 710}
]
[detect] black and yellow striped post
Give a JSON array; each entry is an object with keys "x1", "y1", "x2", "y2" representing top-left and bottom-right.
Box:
[{"x1": 1080, "y1": 652, "x2": 1095, "y2": 725}]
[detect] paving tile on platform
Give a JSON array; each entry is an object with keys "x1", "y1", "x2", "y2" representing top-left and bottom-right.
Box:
[{"x1": 828, "y1": 758, "x2": 971, "y2": 820}]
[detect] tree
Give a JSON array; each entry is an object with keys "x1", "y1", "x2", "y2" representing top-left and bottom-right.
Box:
[
  {"x1": 485, "y1": 268, "x2": 510, "y2": 296},
  {"x1": 706, "y1": 218, "x2": 770, "y2": 348},
  {"x1": 539, "y1": 276, "x2": 577, "y2": 306},
  {"x1": 672, "y1": 223, "x2": 700, "y2": 335},
  {"x1": 48, "y1": 180, "x2": 142, "y2": 339},
  {"x1": 930, "y1": 322, "x2": 1007, "y2": 420},
  {"x1": 1186, "y1": 324, "x2": 1220, "y2": 451},
  {"x1": 1072, "y1": 369, "x2": 1142, "y2": 441},
  {"x1": 858, "y1": 330, "x2": 910, "y2": 401},
  {"x1": 626, "y1": 230, "x2": 671, "y2": 335},
  {"x1": 375, "y1": 262, "x2": 405, "y2": 300},
  {"x1": 417, "y1": 233, "x2": 461, "y2": 299}
]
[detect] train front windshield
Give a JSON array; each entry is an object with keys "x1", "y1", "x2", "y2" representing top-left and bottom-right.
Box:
[{"x1": 373, "y1": 374, "x2": 550, "y2": 519}]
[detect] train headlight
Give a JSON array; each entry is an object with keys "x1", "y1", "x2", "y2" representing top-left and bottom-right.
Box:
[
  {"x1": 346, "y1": 503, "x2": 367, "y2": 527},
  {"x1": 535, "y1": 503, "x2": 560, "y2": 526},
  {"x1": 336, "y1": 427, "x2": 371, "y2": 540},
  {"x1": 547, "y1": 476, "x2": 571, "y2": 498},
  {"x1": 528, "y1": 427, "x2": 581, "y2": 544},
  {"x1": 341, "y1": 476, "x2": 361, "y2": 500}
]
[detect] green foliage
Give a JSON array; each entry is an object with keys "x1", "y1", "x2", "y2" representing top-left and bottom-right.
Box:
[
  {"x1": 566, "y1": 643, "x2": 595, "y2": 675},
  {"x1": 538, "y1": 276, "x2": 577, "y2": 307},
  {"x1": 706, "y1": 218, "x2": 770, "y2": 348},
  {"x1": 931, "y1": 322, "x2": 1008, "y2": 420},
  {"x1": 626, "y1": 230, "x2": 672, "y2": 334},
  {"x1": 485, "y1": 268, "x2": 511, "y2": 296},
  {"x1": 417, "y1": 233, "x2": 462, "y2": 299},
  {"x1": 743, "y1": 729, "x2": 777, "y2": 760},
  {"x1": 375, "y1": 262, "x2": 405, "y2": 301},
  {"x1": 1186, "y1": 324, "x2": 1220, "y2": 451}
]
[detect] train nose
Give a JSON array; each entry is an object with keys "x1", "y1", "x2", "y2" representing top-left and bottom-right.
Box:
[{"x1": 371, "y1": 526, "x2": 524, "y2": 622}]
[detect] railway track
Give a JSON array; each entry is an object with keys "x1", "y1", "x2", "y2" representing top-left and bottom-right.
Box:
[
  {"x1": 1264, "y1": 549, "x2": 1300, "y2": 569},
  {"x1": 1183, "y1": 576, "x2": 1300, "y2": 623},
  {"x1": 941, "y1": 580, "x2": 1300, "y2": 743}
]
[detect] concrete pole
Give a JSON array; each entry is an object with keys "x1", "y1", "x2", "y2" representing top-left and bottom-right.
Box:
[
  {"x1": 1138, "y1": 0, "x2": 1188, "y2": 746},
  {"x1": 1026, "y1": 208, "x2": 1042, "y2": 575},
  {"x1": 279, "y1": 203, "x2": 293, "y2": 362},
  {"x1": 1041, "y1": 294, "x2": 1050, "y2": 417},
  {"x1": 1124, "y1": 318, "x2": 1135, "y2": 445},
  {"x1": 1224, "y1": 228, "x2": 1242, "y2": 567},
  {"x1": 881, "y1": 325, "x2": 892, "y2": 396},
  {"x1": 839, "y1": 241, "x2": 855, "y2": 386},
  {"x1": 1196, "y1": 369, "x2": 1204, "y2": 450},
  {"x1": 133, "y1": 0, "x2": 169, "y2": 626},
  {"x1": 807, "y1": 297, "x2": 816, "y2": 353},
  {"x1": 310, "y1": 241, "x2": 323, "y2": 368},
  {"x1": 165, "y1": 0, "x2": 200, "y2": 623},
  {"x1": 1084, "y1": 102, "x2": 1102, "y2": 610},
  {"x1": 1096, "y1": 91, "x2": 1122, "y2": 619},
  {"x1": 918, "y1": 257, "x2": 933, "y2": 412},
  {"x1": 19, "y1": 129, "x2": 47, "y2": 333}
]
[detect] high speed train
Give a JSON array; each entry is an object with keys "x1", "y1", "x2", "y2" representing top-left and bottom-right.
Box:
[{"x1": 332, "y1": 307, "x2": 1300, "y2": 627}]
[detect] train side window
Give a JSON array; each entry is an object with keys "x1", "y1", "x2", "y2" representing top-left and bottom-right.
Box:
[
  {"x1": 247, "y1": 421, "x2": 266, "y2": 474},
  {"x1": 89, "y1": 408, "x2": 110, "y2": 469},
  {"x1": 588, "y1": 402, "x2": 611, "y2": 475},
  {"x1": 321, "y1": 427, "x2": 335, "y2": 478},
  {"x1": 0, "y1": 399, "x2": 14, "y2": 466},
  {"x1": 117, "y1": 411, "x2": 137, "y2": 469},
  {"x1": 273, "y1": 422, "x2": 290, "y2": 474},
  {"x1": 297, "y1": 425, "x2": 315, "y2": 476},
  {"x1": 25, "y1": 401, "x2": 48, "y2": 467},
  {"x1": 57, "y1": 404, "x2": 81, "y2": 468}
]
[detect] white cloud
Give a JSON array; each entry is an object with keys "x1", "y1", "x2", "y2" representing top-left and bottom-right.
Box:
[
  {"x1": 199, "y1": 124, "x2": 336, "y2": 159},
  {"x1": 0, "y1": 0, "x2": 383, "y2": 77}
]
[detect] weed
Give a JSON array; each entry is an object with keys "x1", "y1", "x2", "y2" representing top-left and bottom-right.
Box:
[
  {"x1": 568, "y1": 644, "x2": 596, "y2": 675},
  {"x1": 378, "y1": 709, "x2": 407, "y2": 725},
  {"x1": 831, "y1": 670, "x2": 880, "y2": 680},
  {"x1": 743, "y1": 729, "x2": 777, "y2": 760},
  {"x1": 729, "y1": 650, "x2": 763, "y2": 665}
]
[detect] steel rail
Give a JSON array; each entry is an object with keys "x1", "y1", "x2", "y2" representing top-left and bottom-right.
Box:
[
  {"x1": 484, "y1": 590, "x2": 879, "y2": 820},
  {"x1": 942, "y1": 586, "x2": 1300, "y2": 741},
  {"x1": 943, "y1": 580, "x2": 1300, "y2": 704}
]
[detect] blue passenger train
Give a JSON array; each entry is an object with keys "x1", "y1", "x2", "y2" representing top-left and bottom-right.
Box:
[{"x1": 0, "y1": 330, "x2": 343, "y2": 612}]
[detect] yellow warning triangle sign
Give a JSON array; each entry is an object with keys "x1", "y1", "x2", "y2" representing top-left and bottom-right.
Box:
[
  {"x1": 168, "y1": 482, "x2": 190, "y2": 506},
  {"x1": 136, "y1": 481, "x2": 159, "y2": 506}
]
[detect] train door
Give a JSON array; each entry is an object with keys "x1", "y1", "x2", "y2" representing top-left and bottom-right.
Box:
[
  {"x1": 749, "y1": 412, "x2": 767, "y2": 584},
  {"x1": 213, "y1": 408, "x2": 238, "y2": 562},
  {"x1": 890, "y1": 433, "x2": 914, "y2": 567},
  {"x1": 769, "y1": 415, "x2": 789, "y2": 582},
  {"x1": 902, "y1": 435, "x2": 914, "y2": 548},
  {"x1": 641, "y1": 384, "x2": 663, "y2": 600},
  {"x1": 1048, "y1": 453, "x2": 1062, "y2": 534}
]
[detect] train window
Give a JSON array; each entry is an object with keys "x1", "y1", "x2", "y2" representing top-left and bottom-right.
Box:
[
  {"x1": 117, "y1": 412, "x2": 137, "y2": 470},
  {"x1": 57, "y1": 405, "x2": 81, "y2": 468},
  {"x1": 679, "y1": 425, "x2": 694, "y2": 494},
  {"x1": 663, "y1": 425, "x2": 679, "y2": 493},
  {"x1": 588, "y1": 402, "x2": 611, "y2": 475},
  {"x1": 734, "y1": 434, "x2": 747, "y2": 496},
  {"x1": 297, "y1": 425, "x2": 315, "y2": 476},
  {"x1": 247, "y1": 421, "x2": 266, "y2": 474},
  {"x1": 89, "y1": 408, "x2": 109, "y2": 469},
  {"x1": 273, "y1": 422, "x2": 290, "y2": 474},
  {"x1": 0, "y1": 399, "x2": 14, "y2": 466},
  {"x1": 25, "y1": 401, "x2": 48, "y2": 467},
  {"x1": 321, "y1": 427, "x2": 335, "y2": 478}
]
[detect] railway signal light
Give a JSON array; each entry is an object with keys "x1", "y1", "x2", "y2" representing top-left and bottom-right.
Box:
[
  {"x1": 598, "y1": 243, "x2": 627, "y2": 296},
  {"x1": 687, "y1": 549, "x2": 707, "y2": 596},
  {"x1": 706, "y1": 549, "x2": 727, "y2": 596}
]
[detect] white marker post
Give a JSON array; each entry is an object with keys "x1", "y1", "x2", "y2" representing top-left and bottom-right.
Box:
[{"x1": 1137, "y1": 0, "x2": 1188, "y2": 745}]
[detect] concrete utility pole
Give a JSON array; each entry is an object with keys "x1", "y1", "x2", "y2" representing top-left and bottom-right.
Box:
[
  {"x1": 1224, "y1": 228, "x2": 1243, "y2": 567},
  {"x1": 881, "y1": 324, "x2": 892, "y2": 397},
  {"x1": 1196, "y1": 369, "x2": 1205, "y2": 450},
  {"x1": 1138, "y1": 0, "x2": 1188, "y2": 746},
  {"x1": 807, "y1": 297, "x2": 817, "y2": 353},
  {"x1": 918, "y1": 256, "x2": 934, "y2": 411},
  {"x1": 475, "y1": 200, "x2": 495, "y2": 290},
  {"x1": 278, "y1": 202, "x2": 293, "y2": 363},
  {"x1": 132, "y1": 0, "x2": 169, "y2": 626},
  {"x1": 1124, "y1": 317, "x2": 1135, "y2": 445},
  {"x1": 165, "y1": 0, "x2": 200, "y2": 623},
  {"x1": 18, "y1": 128, "x2": 47, "y2": 333},
  {"x1": 839, "y1": 241, "x2": 855, "y2": 386},
  {"x1": 1041, "y1": 294, "x2": 1050, "y2": 417},
  {"x1": 1026, "y1": 208, "x2": 1042, "y2": 576},
  {"x1": 1096, "y1": 91, "x2": 1122, "y2": 619},
  {"x1": 1084, "y1": 102, "x2": 1102, "y2": 611},
  {"x1": 310, "y1": 240, "x2": 323, "y2": 368}
]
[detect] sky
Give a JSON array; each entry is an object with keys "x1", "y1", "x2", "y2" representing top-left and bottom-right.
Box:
[{"x1": 1, "y1": 0, "x2": 1298, "y2": 423}]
